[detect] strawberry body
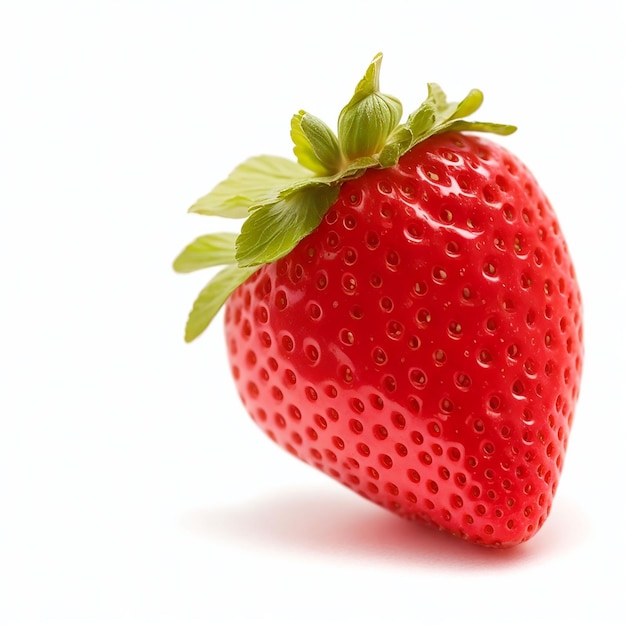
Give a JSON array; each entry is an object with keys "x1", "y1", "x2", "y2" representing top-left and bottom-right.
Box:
[{"x1": 224, "y1": 132, "x2": 583, "y2": 547}]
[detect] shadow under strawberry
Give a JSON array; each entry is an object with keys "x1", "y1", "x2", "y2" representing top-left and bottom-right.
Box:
[{"x1": 181, "y1": 486, "x2": 589, "y2": 568}]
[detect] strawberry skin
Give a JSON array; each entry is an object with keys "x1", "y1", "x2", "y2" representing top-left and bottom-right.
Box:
[{"x1": 223, "y1": 132, "x2": 583, "y2": 547}]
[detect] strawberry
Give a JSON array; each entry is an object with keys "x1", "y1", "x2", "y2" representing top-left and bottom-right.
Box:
[{"x1": 174, "y1": 54, "x2": 583, "y2": 547}]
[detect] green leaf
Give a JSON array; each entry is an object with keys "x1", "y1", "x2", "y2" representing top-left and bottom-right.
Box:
[
  {"x1": 189, "y1": 155, "x2": 311, "y2": 218},
  {"x1": 291, "y1": 110, "x2": 343, "y2": 176},
  {"x1": 184, "y1": 264, "x2": 259, "y2": 342},
  {"x1": 173, "y1": 232, "x2": 238, "y2": 273},
  {"x1": 236, "y1": 184, "x2": 340, "y2": 267}
]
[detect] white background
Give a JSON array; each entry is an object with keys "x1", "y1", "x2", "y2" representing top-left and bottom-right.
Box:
[{"x1": 1, "y1": 1, "x2": 624, "y2": 624}]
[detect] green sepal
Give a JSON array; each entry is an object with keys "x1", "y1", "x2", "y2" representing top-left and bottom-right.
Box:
[
  {"x1": 442, "y1": 120, "x2": 517, "y2": 136},
  {"x1": 405, "y1": 102, "x2": 437, "y2": 143},
  {"x1": 184, "y1": 264, "x2": 259, "y2": 342},
  {"x1": 236, "y1": 184, "x2": 340, "y2": 267},
  {"x1": 413, "y1": 84, "x2": 516, "y2": 144},
  {"x1": 378, "y1": 125, "x2": 412, "y2": 168},
  {"x1": 176, "y1": 53, "x2": 518, "y2": 341},
  {"x1": 189, "y1": 155, "x2": 311, "y2": 218},
  {"x1": 291, "y1": 111, "x2": 343, "y2": 176},
  {"x1": 428, "y1": 83, "x2": 483, "y2": 122},
  {"x1": 338, "y1": 52, "x2": 403, "y2": 161},
  {"x1": 173, "y1": 232, "x2": 238, "y2": 273}
]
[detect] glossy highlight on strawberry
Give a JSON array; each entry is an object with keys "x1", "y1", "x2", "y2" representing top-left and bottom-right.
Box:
[{"x1": 174, "y1": 54, "x2": 583, "y2": 547}]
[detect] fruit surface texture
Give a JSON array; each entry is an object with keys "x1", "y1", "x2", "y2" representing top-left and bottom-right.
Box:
[
  {"x1": 175, "y1": 54, "x2": 583, "y2": 547},
  {"x1": 224, "y1": 133, "x2": 582, "y2": 546}
]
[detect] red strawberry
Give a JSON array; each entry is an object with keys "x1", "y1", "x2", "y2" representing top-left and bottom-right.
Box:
[{"x1": 174, "y1": 54, "x2": 583, "y2": 547}]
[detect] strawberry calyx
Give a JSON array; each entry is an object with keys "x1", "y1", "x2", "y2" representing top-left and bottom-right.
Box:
[{"x1": 174, "y1": 53, "x2": 516, "y2": 342}]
